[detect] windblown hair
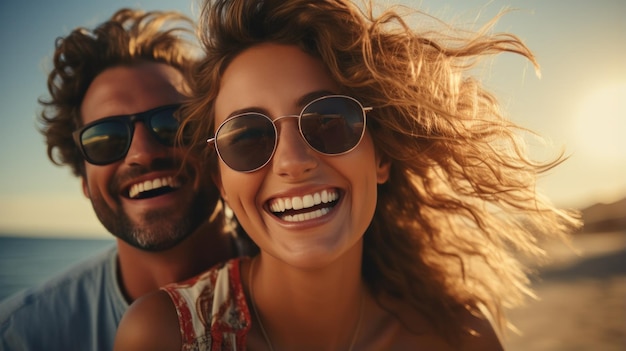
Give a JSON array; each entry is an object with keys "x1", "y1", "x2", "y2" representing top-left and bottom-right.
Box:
[
  {"x1": 39, "y1": 8, "x2": 198, "y2": 177},
  {"x1": 182, "y1": 0, "x2": 581, "y2": 341}
]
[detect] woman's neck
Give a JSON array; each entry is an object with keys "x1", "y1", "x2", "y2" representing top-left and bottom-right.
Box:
[{"x1": 247, "y1": 245, "x2": 365, "y2": 351}]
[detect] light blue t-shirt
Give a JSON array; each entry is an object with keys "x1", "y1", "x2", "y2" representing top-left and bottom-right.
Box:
[{"x1": 0, "y1": 245, "x2": 127, "y2": 351}]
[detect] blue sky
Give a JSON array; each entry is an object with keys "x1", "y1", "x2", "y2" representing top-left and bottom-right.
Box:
[{"x1": 0, "y1": 0, "x2": 624, "y2": 238}]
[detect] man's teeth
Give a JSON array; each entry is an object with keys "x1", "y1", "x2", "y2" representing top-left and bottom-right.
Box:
[
  {"x1": 128, "y1": 176, "x2": 181, "y2": 199},
  {"x1": 269, "y1": 190, "x2": 338, "y2": 222}
]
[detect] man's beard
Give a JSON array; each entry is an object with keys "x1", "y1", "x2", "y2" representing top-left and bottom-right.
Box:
[
  {"x1": 90, "y1": 191, "x2": 211, "y2": 251},
  {"x1": 88, "y1": 158, "x2": 215, "y2": 252}
]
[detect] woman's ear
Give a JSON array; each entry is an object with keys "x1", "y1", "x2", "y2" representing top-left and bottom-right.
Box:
[
  {"x1": 211, "y1": 169, "x2": 228, "y2": 203},
  {"x1": 376, "y1": 154, "x2": 391, "y2": 184}
]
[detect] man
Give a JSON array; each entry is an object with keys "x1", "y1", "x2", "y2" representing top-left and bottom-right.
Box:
[{"x1": 0, "y1": 9, "x2": 250, "y2": 350}]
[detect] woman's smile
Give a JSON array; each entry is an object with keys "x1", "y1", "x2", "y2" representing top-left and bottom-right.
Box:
[{"x1": 266, "y1": 187, "x2": 340, "y2": 222}]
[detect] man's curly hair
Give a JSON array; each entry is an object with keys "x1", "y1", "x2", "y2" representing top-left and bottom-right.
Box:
[{"x1": 38, "y1": 8, "x2": 197, "y2": 177}]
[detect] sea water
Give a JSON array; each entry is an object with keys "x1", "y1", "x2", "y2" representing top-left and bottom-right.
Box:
[{"x1": 0, "y1": 235, "x2": 114, "y2": 301}]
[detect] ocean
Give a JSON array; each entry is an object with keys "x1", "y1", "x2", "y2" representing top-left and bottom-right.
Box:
[{"x1": 0, "y1": 235, "x2": 115, "y2": 301}]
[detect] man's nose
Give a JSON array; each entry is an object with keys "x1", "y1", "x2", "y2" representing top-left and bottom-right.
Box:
[{"x1": 124, "y1": 122, "x2": 170, "y2": 165}]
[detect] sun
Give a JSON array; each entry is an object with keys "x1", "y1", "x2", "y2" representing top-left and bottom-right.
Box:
[{"x1": 573, "y1": 83, "x2": 626, "y2": 161}]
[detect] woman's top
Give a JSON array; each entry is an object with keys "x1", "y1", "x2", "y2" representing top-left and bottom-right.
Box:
[{"x1": 162, "y1": 258, "x2": 251, "y2": 351}]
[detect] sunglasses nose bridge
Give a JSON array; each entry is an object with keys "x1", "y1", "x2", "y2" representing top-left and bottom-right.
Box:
[
  {"x1": 270, "y1": 114, "x2": 320, "y2": 177},
  {"x1": 272, "y1": 114, "x2": 299, "y2": 124},
  {"x1": 124, "y1": 114, "x2": 170, "y2": 164},
  {"x1": 271, "y1": 114, "x2": 306, "y2": 146},
  {"x1": 127, "y1": 113, "x2": 166, "y2": 144},
  {"x1": 122, "y1": 114, "x2": 143, "y2": 148},
  {"x1": 127, "y1": 113, "x2": 149, "y2": 128}
]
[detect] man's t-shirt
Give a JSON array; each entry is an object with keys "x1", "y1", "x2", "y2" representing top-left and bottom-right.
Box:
[{"x1": 0, "y1": 246, "x2": 127, "y2": 351}]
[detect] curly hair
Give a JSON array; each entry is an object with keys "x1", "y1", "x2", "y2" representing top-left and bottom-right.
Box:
[
  {"x1": 181, "y1": 0, "x2": 582, "y2": 341},
  {"x1": 38, "y1": 8, "x2": 198, "y2": 177}
]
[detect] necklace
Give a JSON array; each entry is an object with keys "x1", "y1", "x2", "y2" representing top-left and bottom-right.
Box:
[{"x1": 248, "y1": 258, "x2": 364, "y2": 351}]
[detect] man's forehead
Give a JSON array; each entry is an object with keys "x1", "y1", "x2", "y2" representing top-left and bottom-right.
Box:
[{"x1": 80, "y1": 63, "x2": 185, "y2": 124}]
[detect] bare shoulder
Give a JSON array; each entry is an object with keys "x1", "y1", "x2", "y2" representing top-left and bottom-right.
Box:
[
  {"x1": 114, "y1": 290, "x2": 181, "y2": 351},
  {"x1": 367, "y1": 297, "x2": 503, "y2": 351}
]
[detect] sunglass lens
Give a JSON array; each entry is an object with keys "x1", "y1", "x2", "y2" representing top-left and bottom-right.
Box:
[
  {"x1": 216, "y1": 113, "x2": 276, "y2": 172},
  {"x1": 150, "y1": 108, "x2": 179, "y2": 145},
  {"x1": 301, "y1": 96, "x2": 365, "y2": 154},
  {"x1": 81, "y1": 121, "x2": 130, "y2": 164}
]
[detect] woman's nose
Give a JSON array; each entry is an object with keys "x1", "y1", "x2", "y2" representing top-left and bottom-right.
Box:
[{"x1": 271, "y1": 120, "x2": 318, "y2": 179}]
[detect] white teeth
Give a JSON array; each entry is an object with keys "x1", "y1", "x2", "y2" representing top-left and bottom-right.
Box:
[
  {"x1": 283, "y1": 208, "x2": 331, "y2": 222},
  {"x1": 292, "y1": 197, "x2": 303, "y2": 210},
  {"x1": 272, "y1": 198, "x2": 285, "y2": 212},
  {"x1": 321, "y1": 190, "x2": 329, "y2": 203},
  {"x1": 302, "y1": 194, "x2": 314, "y2": 208},
  {"x1": 269, "y1": 189, "x2": 339, "y2": 214},
  {"x1": 128, "y1": 176, "x2": 181, "y2": 199}
]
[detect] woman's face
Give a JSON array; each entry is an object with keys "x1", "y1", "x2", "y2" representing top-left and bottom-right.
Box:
[{"x1": 213, "y1": 43, "x2": 389, "y2": 268}]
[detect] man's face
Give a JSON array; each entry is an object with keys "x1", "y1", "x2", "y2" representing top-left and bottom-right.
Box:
[{"x1": 79, "y1": 62, "x2": 217, "y2": 251}]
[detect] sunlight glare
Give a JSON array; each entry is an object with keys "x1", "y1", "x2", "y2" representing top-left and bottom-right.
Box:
[{"x1": 573, "y1": 83, "x2": 626, "y2": 161}]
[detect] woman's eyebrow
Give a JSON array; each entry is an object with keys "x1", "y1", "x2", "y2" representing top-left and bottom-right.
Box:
[
  {"x1": 225, "y1": 106, "x2": 267, "y2": 119},
  {"x1": 296, "y1": 90, "x2": 336, "y2": 108},
  {"x1": 224, "y1": 90, "x2": 337, "y2": 119}
]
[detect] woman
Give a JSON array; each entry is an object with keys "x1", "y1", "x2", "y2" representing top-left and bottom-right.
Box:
[{"x1": 115, "y1": 1, "x2": 580, "y2": 350}]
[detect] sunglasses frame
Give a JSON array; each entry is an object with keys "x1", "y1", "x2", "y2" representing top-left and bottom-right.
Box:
[
  {"x1": 207, "y1": 95, "x2": 371, "y2": 173},
  {"x1": 73, "y1": 103, "x2": 182, "y2": 165}
]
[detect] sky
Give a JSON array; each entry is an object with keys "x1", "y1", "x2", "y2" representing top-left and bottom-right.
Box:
[{"x1": 0, "y1": 0, "x2": 624, "y2": 239}]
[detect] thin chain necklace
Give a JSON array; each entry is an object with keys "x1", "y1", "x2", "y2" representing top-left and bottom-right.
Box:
[{"x1": 248, "y1": 258, "x2": 364, "y2": 351}]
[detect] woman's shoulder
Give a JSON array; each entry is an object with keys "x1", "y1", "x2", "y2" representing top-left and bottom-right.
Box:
[
  {"x1": 114, "y1": 290, "x2": 181, "y2": 351},
  {"x1": 368, "y1": 297, "x2": 503, "y2": 351},
  {"x1": 114, "y1": 258, "x2": 251, "y2": 351}
]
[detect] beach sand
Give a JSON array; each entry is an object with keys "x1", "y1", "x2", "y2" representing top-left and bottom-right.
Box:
[{"x1": 503, "y1": 230, "x2": 626, "y2": 350}]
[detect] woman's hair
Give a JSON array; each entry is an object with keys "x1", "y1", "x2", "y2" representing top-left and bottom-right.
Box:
[
  {"x1": 182, "y1": 0, "x2": 581, "y2": 341},
  {"x1": 39, "y1": 8, "x2": 198, "y2": 177}
]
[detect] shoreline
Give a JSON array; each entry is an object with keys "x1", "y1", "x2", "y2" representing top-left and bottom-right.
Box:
[{"x1": 504, "y1": 230, "x2": 626, "y2": 350}]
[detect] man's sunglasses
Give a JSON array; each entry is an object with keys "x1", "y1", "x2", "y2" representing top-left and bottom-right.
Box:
[
  {"x1": 207, "y1": 95, "x2": 370, "y2": 172},
  {"x1": 73, "y1": 104, "x2": 181, "y2": 165}
]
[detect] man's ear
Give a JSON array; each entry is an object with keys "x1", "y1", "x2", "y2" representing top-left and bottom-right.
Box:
[{"x1": 81, "y1": 177, "x2": 90, "y2": 199}]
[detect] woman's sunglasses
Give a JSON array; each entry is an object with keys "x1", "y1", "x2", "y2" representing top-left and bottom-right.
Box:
[
  {"x1": 207, "y1": 95, "x2": 370, "y2": 172},
  {"x1": 73, "y1": 104, "x2": 181, "y2": 165}
]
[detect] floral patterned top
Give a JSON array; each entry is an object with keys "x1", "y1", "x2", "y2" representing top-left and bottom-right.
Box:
[{"x1": 161, "y1": 258, "x2": 251, "y2": 351}]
